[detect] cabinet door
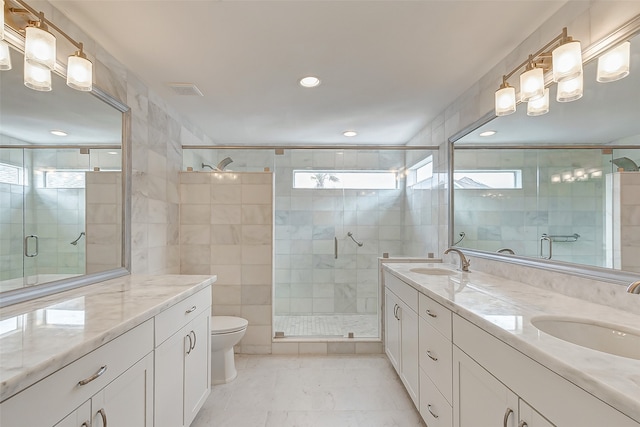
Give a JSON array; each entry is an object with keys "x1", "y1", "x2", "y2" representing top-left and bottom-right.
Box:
[
  {"x1": 54, "y1": 401, "x2": 91, "y2": 427},
  {"x1": 454, "y1": 348, "x2": 518, "y2": 427},
  {"x1": 155, "y1": 328, "x2": 188, "y2": 427},
  {"x1": 184, "y1": 310, "x2": 211, "y2": 427},
  {"x1": 399, "y1": 300, "x2": 419, "y2": 406},
  {"x1": 519, "y1": 400, "x2": 555, "y2": 427},
  {"x1": 91, "y1": 353, "x2": 153, "y2": 427},
  {"x1": 384, "y1": 288, "x2": 400, "y2": 372}
]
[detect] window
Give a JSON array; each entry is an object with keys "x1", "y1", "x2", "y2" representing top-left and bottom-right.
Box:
[
  {"x1": 407, "y1": 155, "x2": 434, "y2": 187},
  {"x1": 293, "y1": 170, "x2": 397, "y2": 189},
  {"x1": 0, "y1": 162, "x2": 24, "y2": 185},
  {"x1": 454, "y1": 170, "x2": 522, "y2": 189},
  {"x1": 44, "y1": 171, "x2": 86, "y2": 189}
]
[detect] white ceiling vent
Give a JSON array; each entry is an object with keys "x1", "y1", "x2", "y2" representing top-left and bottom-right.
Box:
[{"x1": 168, "y1": 83, "x2": 204, "y2": 97}]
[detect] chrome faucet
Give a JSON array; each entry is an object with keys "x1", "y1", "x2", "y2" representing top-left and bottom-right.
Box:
[
  {"x1": 444, "y1": 248, "x2": 470, "y2": 272},
  {"x1": 627, "y1": 280, "x2": 640, "y2": 294}
]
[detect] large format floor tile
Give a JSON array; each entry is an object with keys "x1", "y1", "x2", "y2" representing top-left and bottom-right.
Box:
[{"x1": 191, "y1": 354, "x2": 425, "y2": 427}]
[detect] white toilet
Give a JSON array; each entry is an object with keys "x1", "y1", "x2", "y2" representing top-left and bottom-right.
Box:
[{"x1": 210, "y1": 316, "x2": 248, "y2": 385}]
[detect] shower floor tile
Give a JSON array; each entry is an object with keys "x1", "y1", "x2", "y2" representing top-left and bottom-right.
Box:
[{"x1": 273, "y1": 314, "x2": 379, "y2": 338}]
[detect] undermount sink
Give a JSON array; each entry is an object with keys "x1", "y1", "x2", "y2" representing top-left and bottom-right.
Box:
[
  {"x1": 409, "y1": 267, "x2": 455, "y2": 276},
  {"x1": 531, "y1": 316, "x2": 640, "y2": 360}
]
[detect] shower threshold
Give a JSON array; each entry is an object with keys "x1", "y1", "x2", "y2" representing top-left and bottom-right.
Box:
[{"x1": 273, "y1": 314, "x2": 379, "y2": 339}]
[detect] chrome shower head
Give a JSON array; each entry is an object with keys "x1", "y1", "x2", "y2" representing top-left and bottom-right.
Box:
[{"x1": 216, "y1": 157, "x2": 233, "y2": 171}]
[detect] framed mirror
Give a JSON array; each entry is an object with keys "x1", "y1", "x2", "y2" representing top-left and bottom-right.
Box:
[
  {"x1": 0, "y1": 39, "x2": 131, "y2": 306},
  {"x1": 449, "y1": 16, "x2": 640, "y2": 285}
]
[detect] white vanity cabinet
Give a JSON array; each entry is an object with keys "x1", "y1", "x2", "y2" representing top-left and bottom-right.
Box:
[
  {"x1": 1, "y1": 319, "x2": 154, "y2": 427},
  {"x1": 155, "y1": 286, "x2": 212, "y2": 427},
  {"x1": 383, "y1": 271, "x2": 419, "y2": 407},
  {"x1": 453, "y1": 315, "x2": 640, "y2": 427},
  {"x1": 418, "y1": 293, "x2": 453, "y2": 427}
]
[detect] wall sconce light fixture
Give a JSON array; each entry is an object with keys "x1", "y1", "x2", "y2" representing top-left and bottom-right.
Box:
[
  {"x1": 0, "y1": 41, "x2": 11, "y2": 70},
  {"x1": 3, "y1": 0, "x2": 93, "y2": 91},
  {"x1": 597, "y1": 41, "x2": 631, "y2": 82}
]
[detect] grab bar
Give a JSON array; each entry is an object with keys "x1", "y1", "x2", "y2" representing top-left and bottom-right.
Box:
[
  {"x1": 542, "y1": 233, "x2": 580, "y2": 243},
  {"x1": 347, "y1": 232, "x2": 363, "y2": 247}
]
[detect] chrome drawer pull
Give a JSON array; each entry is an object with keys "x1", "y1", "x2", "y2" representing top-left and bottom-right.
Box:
[
  {"x1": 78, "y1": 365, "x2": 107, "y2": 386},
  {"x1": 98, "y1": 408, "x2": 107, "y2": 427},
  {"x1": 503, "y1": 408, "x2": 513, "y2": 427},
  {"x1": 185, "y1": 305, "x2": 197, "y2": 314},
  {"x1": 519, "y1": 422, "x2": 528, "y2": 427},
  {"x1": 426, "y1": 350, "x2": 438, "y2": 361},
  {"x1": 428, "y1": 404, "x2": 439, "y2": 419},
  {"x1": 186, "y1": 333, "x2": 193, "y2": 355},
  {"x1": 81, "y1": 422, "x2": 90, "y2": 427},
  {"x1": 190, "y1": 330, "x2": 197, "y2": 350},
  {"x1": 426, "y1": 309, "x2": 437, "y2": 318}
]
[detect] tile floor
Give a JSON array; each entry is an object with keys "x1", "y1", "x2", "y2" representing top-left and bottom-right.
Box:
[
  {"x1": 191, "y1": 354, "x2": 426, "y2": 427},
  {"x1": 273, "y1": 315, "x2": 379, "y2": 338}
]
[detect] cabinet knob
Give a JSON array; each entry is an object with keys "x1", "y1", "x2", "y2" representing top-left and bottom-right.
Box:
[
  {"x1": 426, "y1": 350, "x2": 438, "y2": 361},
  {"x1": 426, "y1": 309, "x2": 437, "y2": 318},
  {"x1": 78, "y1": 365, "x2": 107, "y2": 386},
  {"x1": 427, "y1": 404, "x2": 439, "y2": 419},
  {"x1": 503, "y1": 408, "x2": 513, "y2": 427}
]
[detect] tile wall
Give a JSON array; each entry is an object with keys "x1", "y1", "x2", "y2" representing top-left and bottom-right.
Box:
[
  {"x1": 86, "y1": 172, "x2": 122, "y2": 274},
  {"x1": 179, "y1": 172, "x2": 273, "y2": 354},
  {"x1": 606, "y1": 172, "x2": 640, "y2": 273}
]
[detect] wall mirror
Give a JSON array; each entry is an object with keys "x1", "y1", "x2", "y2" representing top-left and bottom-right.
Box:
[
  {"x1": 0, "y1": 40, "x2": 131, "y2": 306},
  {"x1": 450, "y1": 16, "x2": 640, "y2": 284}
]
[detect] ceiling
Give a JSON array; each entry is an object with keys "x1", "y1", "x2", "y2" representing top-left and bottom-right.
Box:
[{"x1": 48, "y1": 1, "x2": 567, "y2": 146}]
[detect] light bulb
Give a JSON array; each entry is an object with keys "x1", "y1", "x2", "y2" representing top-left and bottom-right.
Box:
[
  {"x1": 597, "y1": 41, "x2": 630, "y2": 83},
  {"x1": 520, "y1": 67, "x2": 544, "y2": 102},
  {"x1": 25, "y1": 26, "x2": 56, "y2": 71},
  {"x1": 495, "y1": 85, "x2": 516, "y2": 116},
  {"x1": 552, "y1": 40, "x2": 582, "y2": 82},
  {"x1": 24, "y1": 58, "x2": 52, "y2": 91},
  {"x1": 556, "y1": 74, "x2": 583, "y2": 102},
  {"x1": 0, "y1": 41, "x2": 11, "y2": 71},
  {"x1": 527, "y1": 88, "x2": 549, "y2": 116},
  {"x1": 67, "y1": 54, "x2": 93, "y2": 91}
]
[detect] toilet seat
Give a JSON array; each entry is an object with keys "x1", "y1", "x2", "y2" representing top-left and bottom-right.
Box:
[{"x1": 211, "y1": 316, "x2": 248, "y2": 334}]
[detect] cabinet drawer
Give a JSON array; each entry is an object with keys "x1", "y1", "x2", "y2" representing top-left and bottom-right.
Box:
[
  {"x1": 155, "y1": 286, "x2": 212, "y2": 345},
  {"x1": 419, "y1": 292, "x2": 451, "y2": 339},
  {"x1": 420, "y1": 370, "x2": 453, "y2": 427},
  {"x1": 419, "y1": 317, "x2": 453, "y2": 404},
  {"x1": 384, "y1": 271, "x2": 418, "y2": 312},
  {"x1": 1, "y1": 319, "x2": 153, "y2": 427}
]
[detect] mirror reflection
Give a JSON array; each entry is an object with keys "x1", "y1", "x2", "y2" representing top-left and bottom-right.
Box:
[
  {"x1": 452, "y1": 33, "x2": 640, "y2": 274},
  {"x1": 0, "y1": 46, "x2": 124, "y2": 294}
]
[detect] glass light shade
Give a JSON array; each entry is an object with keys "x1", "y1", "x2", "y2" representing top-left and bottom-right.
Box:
[
  {"x1": 0, "y1": 41, "x2": 11, "y2": 71},
  {"x1": 67, "y1": 55, "x2": 93, "y2": 91},
  {"x1": 556, "y1": 74, "x2": 583, "y2": 102},
  {"x1": 527, "y1": 88, "x2": 549, "y2": 116},
  {"x1": 520, "y1": 67, "x2": 545, "y2": 102},
  {"x1": 24, "y1": 58, "x2": 52, "y2": 91},
  {"x1": 597, "y1": 41, "x2": 630, "y2": 83},
  {"x1": 1, "y1": 1, "x2": 4, "y2": 41},
  {"x1": 495, "y1": 86, "x2": 516, "y2": 116},
  {"x1": 25, "y1": 26, "x2": 56, "y2": 71},
  {"x1": 552, "y1": 40, "x2": 582, "y2": 82}
]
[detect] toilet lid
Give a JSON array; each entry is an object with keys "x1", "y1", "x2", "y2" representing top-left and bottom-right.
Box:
[{"x1": 211, "y1": 316, "x2": 248, "y2": 334}]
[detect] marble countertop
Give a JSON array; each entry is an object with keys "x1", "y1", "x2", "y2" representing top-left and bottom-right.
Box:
[
  {"x1": 0, "y1": 274, "x2": 215, "y2": 402},
  {"x1": 383, "y1": 262, "x2": 640, "y2": 422}
]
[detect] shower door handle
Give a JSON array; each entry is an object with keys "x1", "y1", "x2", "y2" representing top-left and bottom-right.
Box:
[
  {"x1": 539, "y1": 235, "x2": 552, "y2": 259},
  {"x1": 334, "y1": 237, "x2": 338, "y2": 259},
  {"x1": 24, "y1": 235, "x2": 39, "y2": 257}
]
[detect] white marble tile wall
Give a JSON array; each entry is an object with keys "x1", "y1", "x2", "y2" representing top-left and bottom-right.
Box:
[
  {"x1": 179, "y1": 172, "x2": 273, "y2": 354},
  {"x1": 606, "y1": 172, "x2": 640, "y2": 273},
  {"x1": 408, "y1": 1, "x2": 640, "y2": 305},
  {"x1": 86, "y1": 172, "x2": 122, "y2": 274},
  {"x1": 0, "y1": 147, "x2": 25, "y2": 282}
]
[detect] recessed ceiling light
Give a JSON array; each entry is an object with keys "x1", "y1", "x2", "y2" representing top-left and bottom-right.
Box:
[
  {"x1": 299, "y1": 76, "x2": 321, "y2": 88},
  {"x1": 50, "y1": 130, "x2": 68, "y2": 136},
  {"x1": 479, "y1": 130, "x2": 497, "y2": 137},
  {"x1": 343, "y1": 130, "x2": 357, "y2": 137}
]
